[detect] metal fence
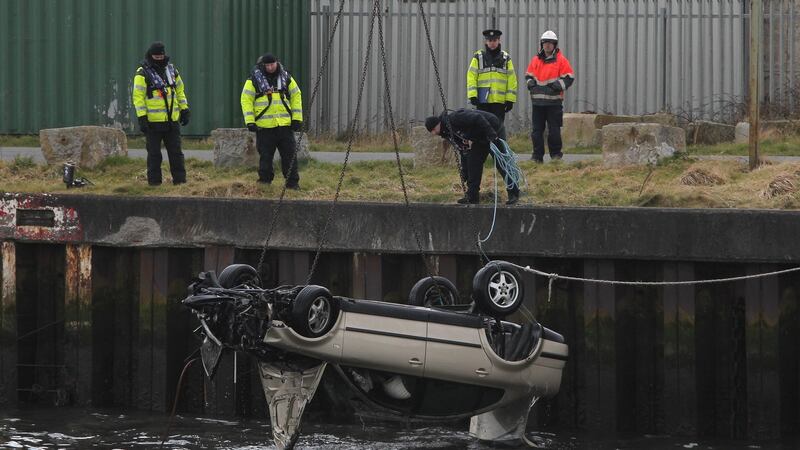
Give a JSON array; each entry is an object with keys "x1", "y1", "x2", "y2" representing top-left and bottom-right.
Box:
[{"x1": 308, "y1": 0, "x2": 799, "y2": 135}]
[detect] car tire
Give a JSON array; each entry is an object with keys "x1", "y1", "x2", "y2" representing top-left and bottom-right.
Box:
[
  {"x1": 472, "y1": 261, "x2": 525, "y2": 317},
  {"x1": 218, "y1": 264, "x2": 261, "y2": 288},
  {"x1": 291, "y1": 285, "x2": 339, "y2": 338},
  {"x1": 408, "y1": 276, "x2": 459, "y2": 307}
]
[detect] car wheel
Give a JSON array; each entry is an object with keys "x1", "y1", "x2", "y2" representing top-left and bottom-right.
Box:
[
  {"x1": 218, "y1": 264, "x2": 262, "y2": 288},
  {"x1": 291, "y1": 285, "x2": 339, "y2": 338},
  {"x1": 472, "y1": 261, "x2": 525, "y2": 317},
  {"x1": 408, "y1": 276, "x2": 459, "y2": 307}
]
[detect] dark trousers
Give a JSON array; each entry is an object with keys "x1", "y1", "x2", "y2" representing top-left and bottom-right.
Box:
[
  {"x1": 256, "y1": 126, "x2": 300, "y2": 185},
  {"x1": 531, "y1": 103, "x2": 564, "y2": 161},
  {"x1": 477, "y1": 103, "x2": 507, "y2": 139},
  {"x1": 145, "y1": 124, "x2": 185, "y2": 184},
  {"x1": 466, "y1": 133, "x2": 519, "y2": 201}
]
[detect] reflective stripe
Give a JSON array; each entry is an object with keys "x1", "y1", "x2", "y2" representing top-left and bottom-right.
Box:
[
  {"x1": 242, "y1": 88, "x2": 256, "y2": 96},
  {"x1": 135, "y1": 106, "x2": 147, "y2": 112},
  {"x1": 467, "y1": 87, "x2": 477, "y2": 92},
  {"x1": 468, "y1": 66, "x2": 478, "y2": 73},
  {"x1": 291, "y1": 109, "x2": 302, "y2": 114},
  {"x1": 477, "y1": 76, "x2": 510, "y2": 86},
  {"x1": 179, "y1": 99, "x2": 188, "y2": 104},
  {"x1": 531, "y1": 94, "x2": 562, "y2": 100},
  {"x1": 477, "y1": 67, "x2": 510, "y2": 75},
  {"x1": 528, "y1": 76, "x2": 560, "y2": 85},
  {"x1": 244, "y1": 112, "x2": 255, "y2": 117},
  {"x1": 134, "y1": 85, "x2": 146, "y2": 91},
  {"x1": 558, "y1": 79, "x2": 566, "y2": 90},
  {"x1": 507, "y1": 89, "x2": 517, "y2": 95},
  {"x1": 288, "y1": 87, "x2": 299, "y2": 95},
  {"x1": 255, "y1": 100, "x2": 270, "y2": 106},
  {"x1": 147, "y1": 108, "x2": 168, "y2": 113},
  {"x1": 258, "y1": 113, "x2": 291, "y2": 119},
  {"x1": 561, "y1": 73, "x2": 575, "y2": 79}
]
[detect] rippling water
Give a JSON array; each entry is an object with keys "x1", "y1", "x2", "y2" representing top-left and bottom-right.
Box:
[{"x1": 1, "y1": 408, "x2": 796, "y2": 449}]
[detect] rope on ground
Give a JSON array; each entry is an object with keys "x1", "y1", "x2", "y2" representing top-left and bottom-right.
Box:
[
  {"x1": 489, "y1": 138, "x2": 527, "y2": 190},
  {"x1": 509, "y1": 262, "x2": 800, "y2": 303}
]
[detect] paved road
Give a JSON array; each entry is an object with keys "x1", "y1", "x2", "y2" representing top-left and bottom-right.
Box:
[{"x1": 2, "y1": 146, "x2": 798, "y2": 164}]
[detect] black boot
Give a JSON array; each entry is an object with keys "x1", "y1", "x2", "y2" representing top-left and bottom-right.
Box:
[
  {"x1": 506, "y1": 191, "x2": 520, "y2": 205},
  {"x1": 457, "y1": 196, "x2": 479, "y2": 205}
]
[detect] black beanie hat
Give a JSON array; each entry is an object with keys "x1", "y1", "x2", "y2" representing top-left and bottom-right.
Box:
[
  {"x1": 147, "y1": 41, "x2": 166, "y2": 56},
  {"x1": 258, "y1": 53, "x2": 277, "y2": 64},
  {"x1": 425, "y1": 116, "x2": 440, "y2": 132}
]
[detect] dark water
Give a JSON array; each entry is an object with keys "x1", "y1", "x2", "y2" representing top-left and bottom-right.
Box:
[{"x1": 0, "y1": 408, "x2": 796, "y2": 449}]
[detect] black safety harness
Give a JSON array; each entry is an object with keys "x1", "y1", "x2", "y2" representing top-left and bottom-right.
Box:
[
  {"x1": 251, "y1": 66, "x2": 293, "y2": 122},
  {"x1": 141, "y1": 63, "x2": 178, "y2": 122}
]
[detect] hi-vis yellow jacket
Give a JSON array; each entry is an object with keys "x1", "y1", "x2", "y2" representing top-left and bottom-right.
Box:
[
  {"x1": 241, "y1": 76, "x2": 303, "y2": 129},
  {"x1": 466, "y1": 49, "x2": 518, "y2": 104},
  {"x1": 132, "y1": 66, "x2": 188, "y2": 122}
]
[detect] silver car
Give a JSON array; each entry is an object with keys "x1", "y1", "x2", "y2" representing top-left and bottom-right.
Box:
[{"x1": 183, "y1": 261, "x2": 568, "y2": 449}]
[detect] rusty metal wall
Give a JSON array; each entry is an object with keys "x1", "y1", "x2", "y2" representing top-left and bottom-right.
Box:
[
  {"x1": 0, "y1": 0, "x2": 310, "y2": 136},
  {"x1": 308, "y1": 0, "x2": 799, "y2": 134}
]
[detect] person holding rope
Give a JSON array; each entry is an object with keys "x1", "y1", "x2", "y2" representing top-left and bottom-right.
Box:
[
  {"x1": 425, "y1": 109, "x2": 520, "y2": 205},
  {"x1": 241, "y1": 53, "x2": 303, "y2": 188},
  {"x1": 132, "y1": 41, "x2": 191, "y2": 186}
]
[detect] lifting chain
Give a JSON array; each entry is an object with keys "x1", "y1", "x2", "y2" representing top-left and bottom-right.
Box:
[{"x1": 256, "y1": 0, "x2": 347, "y2": 276}]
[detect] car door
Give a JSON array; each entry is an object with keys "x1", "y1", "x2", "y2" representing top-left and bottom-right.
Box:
[
  {"x1": 424, "y1": 321, "x2": 492, "y2": 385},
  {"x1": 340, "y1": 309, "x2": 427, "y2": 376}
]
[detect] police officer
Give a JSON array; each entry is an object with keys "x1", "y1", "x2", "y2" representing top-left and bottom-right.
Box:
[
  {"x1": 466, "y1": 29, "x2": 518, "y2": 128},
  {"x1": 241, "y1": 53, "x2": 303, "y2": 188},
  {"x1": 425, "y1": 109, "x2": 520, "y2": 205},
  {"x1": 525, "y1": 30, "x2": 574, "y2": 163},
  {"x1": 132, "y1": 41, "x2": 190, "y2": 186}
]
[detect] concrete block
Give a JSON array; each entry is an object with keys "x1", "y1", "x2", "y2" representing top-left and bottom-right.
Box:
[
  {"x1": 562, "y1": 113, "x2": 601, "y2": 147},
  {"x1": 686, "y1": 120, "x2": 736, "y2": 145},
  {"x1": 641, "y1": 113, "x2": 678, "y2": 127},
  {"x1": 411, "y1": 125, "x2": 456, "y2": 168},
  {"x1": 594, "y1": 114, "x2": 642, "y2": 128},
  {"x1": 39, "y1": 126, "x2": 127, "y2": 169},
  {"x1": 212, "y1": 128, "x2": 309, "y2": 168},
  {"x1": 602, "y1": 123, "x2": 686, "y2": 167},
  {"x1": 735, "y1": 122, "x2": 750, "y2": 144}
]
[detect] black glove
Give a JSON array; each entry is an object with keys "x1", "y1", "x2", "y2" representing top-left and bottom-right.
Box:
[
  {"x1": 179, "y1": 109, "x2": 191, "y2": 126},
  {"x1": 138, "y1": 116, "x2": 149, "y2": 133},
  {"x1": 504, "y1": 101, "x2": 513, "y2": 112},
  {"x1": 469, "y1": 97, "x2": 478, "y2": 106},
  {"x1": 290, "y1": 120, "x2": 302, "y2": 132},
  {"x1": 526, "y1": 78, "x2": 536, "y2": 91},
  {"x1": 247, "y1": 123, "x2": 258, "y2": 132}
]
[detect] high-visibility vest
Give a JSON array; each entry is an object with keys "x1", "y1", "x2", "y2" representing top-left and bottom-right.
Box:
[
  {"x1": 240, "y1": 77, "x2": 303, "y2": 129},
  {"x1": 525, "y1": 50, "x2": 575, "y2": 105},
  {"x1": 466, "y1": 50, "x2": 518, "y2": 104},
  {"x1": 132, "y1": 66, "x2": 188, "y2": 122}
]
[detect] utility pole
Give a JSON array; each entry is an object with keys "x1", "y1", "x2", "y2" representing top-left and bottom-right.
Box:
[{"x1": 748, "y1": 0, "x2": 762, "y2": 170}]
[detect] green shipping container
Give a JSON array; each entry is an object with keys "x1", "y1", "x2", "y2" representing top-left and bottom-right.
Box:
[{"x1": 0, "y1": 0, "x2": 310, "y2": 136}]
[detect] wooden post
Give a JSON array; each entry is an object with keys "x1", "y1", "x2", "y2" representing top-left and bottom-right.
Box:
[
  {"x1": 749, "y1": 0, "x2": 762, "y2": 169},
  {"x1": 352, "y1": 253, "x2": 382, "y2": 301},
  {"x1": 64, "y1": 244, "x2": 92, "y2": 405},
  {"x1": 663, "y1": 262, "x2": 696, "y2": 435},
  {"x1": 137, "y1": 248, "x2": 169, "y2": 412},
  {"x1": 0, "y1": 242, "x2": 16, "y2": 407}
]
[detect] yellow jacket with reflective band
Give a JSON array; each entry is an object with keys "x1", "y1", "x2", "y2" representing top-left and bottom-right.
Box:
[
  {"x1": 240, "y1": 77, "x2": 303, "y2": 129},
  {"x1": 132, "y1": 67, "x2": 188, "y2": 122},
  {"x1": 466, "y1": 50, "x2": 518, "y2": 104}
]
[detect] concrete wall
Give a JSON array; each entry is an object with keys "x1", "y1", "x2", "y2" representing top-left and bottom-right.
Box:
[{"x1": 1, "y1": 193, "x2": 799, "y2": 440}]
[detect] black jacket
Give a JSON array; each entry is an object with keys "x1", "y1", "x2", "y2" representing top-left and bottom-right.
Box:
[{"x1": 438, "y1": 109, "x2": 502, "y2": 143}]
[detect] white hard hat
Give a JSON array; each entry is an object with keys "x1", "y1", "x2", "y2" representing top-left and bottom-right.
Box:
[{"x1": 540, "y1": 30, "x2": 558, "y2": 42}]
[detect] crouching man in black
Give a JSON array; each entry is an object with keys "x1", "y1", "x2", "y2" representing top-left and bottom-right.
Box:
[{"x1": 425, "y1": 109, "x2": 520, "y2": 205}]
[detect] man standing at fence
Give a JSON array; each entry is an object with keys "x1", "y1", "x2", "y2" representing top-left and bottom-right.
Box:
[
  {"x1": 241, "y1": 53, "x2": 303, "y2": 188},
  {"x1": 132, "y1": 41, "x2": 191, "y2": 185},
  {"x1": 525, "y1": 30, "x2": 574, "y2": 163},
  {"x1": 466, "y1": 29, "x2": 518, "y2": 129}
]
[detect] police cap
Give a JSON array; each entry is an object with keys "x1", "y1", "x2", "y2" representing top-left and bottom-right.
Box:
[{"x1": 482, "y1": 29, "x2": 502, "y2": 39}]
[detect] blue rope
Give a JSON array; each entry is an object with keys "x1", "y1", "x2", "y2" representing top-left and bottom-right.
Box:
[{"x1": 489, "y1": 138, "x2": 526, "y2": 190}]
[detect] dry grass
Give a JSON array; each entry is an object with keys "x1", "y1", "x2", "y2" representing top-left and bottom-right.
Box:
[{"x1": 5, "y1": 154, "x2": 800, "y2": 209}]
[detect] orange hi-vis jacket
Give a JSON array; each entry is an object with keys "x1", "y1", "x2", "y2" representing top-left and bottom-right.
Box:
[{"x1": 525, "y1": 49, "x2": 574, "y2": 106}]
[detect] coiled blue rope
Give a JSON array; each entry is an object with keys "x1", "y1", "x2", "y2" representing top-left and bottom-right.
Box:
[{"x1": 489, "y1": 138, "x2": 527, "y2": 190}]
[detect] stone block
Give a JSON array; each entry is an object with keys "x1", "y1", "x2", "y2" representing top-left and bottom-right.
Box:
[
  {"x1": 39, "y1": 126, "x2": 127, "y2": 169},
  {"x1": 735, "y1": 122, "x2": 750, "y2": 144},
  {"x1": 411, "y1": 126, "x2": 456, "y2": 167},
  {"x1": 686, "y1": 120, "x2": 736, "y2": 145},
  {"x1": 602, "y1": 123, "x2": 686, "y2": 167},
  {"x1": 641, "y1": 113, "x2": 678, "y2": 127},
  {"x1": 562, "y1": 113, "x2": 601, "y2": 147},
  {"x1": 594, "y1": 114, "x2": 642, "y2": 128},
  {"x1": 212, "y1": 128, "x2": 310, "y2": 168}
]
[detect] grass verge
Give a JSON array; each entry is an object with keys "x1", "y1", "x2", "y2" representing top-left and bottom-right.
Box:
[{"x1": 4, "y1": 154, "x2": 800, "y2": 209}]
